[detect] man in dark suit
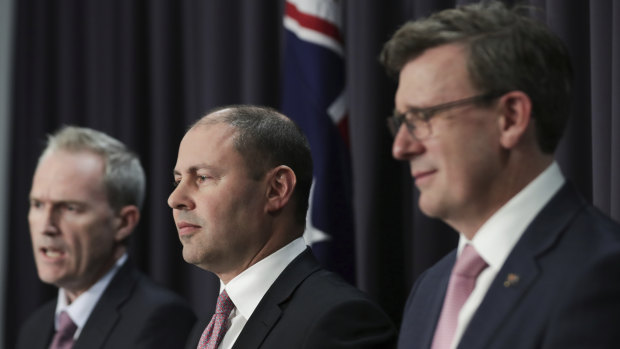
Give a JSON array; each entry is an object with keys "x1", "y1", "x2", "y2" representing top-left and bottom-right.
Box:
[
  {"x1": 380, "y1": 1, "x2": 620, "y2": 348},
  {"x1": 168, "y1": 105, "x2": 396, "y2": 349},
  {"x1": 17, "y1": 126, "x2": 196, "y2": 349}
]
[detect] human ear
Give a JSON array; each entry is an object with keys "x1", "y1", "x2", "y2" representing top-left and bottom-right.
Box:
[
  {"x1": 265, "y1": 165, "x2": 296, "y2": 213},
  {"x1": 497, "y1": 91, "x2": 533, "y2": 149},
  {"x1": 114, "y1": 205, "x2": 140, "y2": 242}
]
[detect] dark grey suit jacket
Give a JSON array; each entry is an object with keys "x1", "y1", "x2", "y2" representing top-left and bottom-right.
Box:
[
  {"x1": 398, "y1": 183, "x2": 620, "y2": 348},
  {"x1": 186, "y1": 249, "x2": 397, "y2": 349},
  {"x1": 16, "y1": 261, "x2": 196, "y2": 349}
]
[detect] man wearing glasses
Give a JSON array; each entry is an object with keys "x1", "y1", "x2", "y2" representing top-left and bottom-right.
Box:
[{"x1": 381, "y1": 2, "x2": 620, "y2": 349}]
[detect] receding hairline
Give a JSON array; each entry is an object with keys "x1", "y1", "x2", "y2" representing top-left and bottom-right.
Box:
[
  {"x1": 38, "y1": 125, "x2": 147, "y2": 211},
  {"x1": 191, "y1": 106, "x2": 291, "y2": 130}
]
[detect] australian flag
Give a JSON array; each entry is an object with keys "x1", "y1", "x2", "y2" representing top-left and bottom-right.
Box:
[{"x1": 281, "y1": 0, "x2": 355, "y2": 283}]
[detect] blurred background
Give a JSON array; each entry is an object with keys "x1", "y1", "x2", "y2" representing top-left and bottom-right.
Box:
[{"x1": 1, "y1": 0, "x2": 619, "y2": 348}]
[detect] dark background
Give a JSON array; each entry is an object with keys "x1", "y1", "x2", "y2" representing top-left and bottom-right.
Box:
[{"x1": 4, "y1": 0, "x2": 620, "y2": 348}]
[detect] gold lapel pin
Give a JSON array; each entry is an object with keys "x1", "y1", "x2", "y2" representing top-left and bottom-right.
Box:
[{"x1": 503, "y1": 273, "x2": 520, "y2": 287}]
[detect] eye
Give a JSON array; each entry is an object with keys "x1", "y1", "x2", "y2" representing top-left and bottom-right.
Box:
[
  {"x1": 197, "y1": 175, "x2": 209, "y2": 183},
  {"x1": 62, "y1": 203, "x2": 79, "y2": 212},
  {"x1": 29, "y1": 199, "x2": 43, "y2": 209},
  {"x1": 419, "y1": 110, "x2": 436, "y2": 122},
  {"x1": 172, "y1": 179, "x2": 180, "y2": 188}
]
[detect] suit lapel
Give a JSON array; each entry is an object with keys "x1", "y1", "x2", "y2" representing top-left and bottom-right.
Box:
[
  {"x1": 428, "y1": 272, "x2": 451, "y2": 346},
  {"x1": 458, "y1": 184, "x2": 585, "y2": 348},
  {"x1": 73, "y1": 262, "x2": 137, "y2": 349},
  {"x1": 413, "y1": 255, "x2": 453, "y2": 348},
  {"x1": 231, "y1": 248, "x2": 321, "y2": 349},
  {"x1": 31, "y1": 302, "x2": 56, "y2": 349},
  {"x1": 457, "y1": 253, "x2": 539, "y2": 348},
  {"x1": 36, "y1": 324, "x2": 55, "y2": 349}
]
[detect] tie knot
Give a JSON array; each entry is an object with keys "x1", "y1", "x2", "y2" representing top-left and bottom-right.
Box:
[
  {"x1": 49, "y1": 311, "x2": 78, "y2": 349},
  {"x1": 453, "y1": 244, "x2": 488, "y2": 278},
  {"x1": 57, "y1": 311, "x2": 77, "y2": 334},
  {"x1": 215, "y1": 290, "x2": 234, "y2": 315}
]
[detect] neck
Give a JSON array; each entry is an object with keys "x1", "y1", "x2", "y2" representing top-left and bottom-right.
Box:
[
  {"x1": 63, "y1": 247, "x2": 125, "y2": 303},
  {"x1": 217, "y1": 225, "x2": 302, "y2": 284},
  {"x1": 448, "y1": 154, "x2": 553, "y2": 239}
]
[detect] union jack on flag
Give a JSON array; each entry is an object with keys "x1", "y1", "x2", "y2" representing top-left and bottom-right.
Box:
[{"x1": 281, "y1": 0, "x2": 355, "y2": 282}]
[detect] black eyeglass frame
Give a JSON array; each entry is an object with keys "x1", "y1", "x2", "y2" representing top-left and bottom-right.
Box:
[{"x1": 387, "y1": 92, "x2": 504, "y2": 139}]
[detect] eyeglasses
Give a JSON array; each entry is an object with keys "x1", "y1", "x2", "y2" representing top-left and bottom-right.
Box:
[{"x1": 387, "y1": 92, "x2": 502, "y2": 140}]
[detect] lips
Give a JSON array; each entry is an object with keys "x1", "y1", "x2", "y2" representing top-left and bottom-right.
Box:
[
  {"x1": 412, "y1": 169, "x2": 437, "y2": 185},
  {"x1": 176, "y1": 221, "x2": 201, "y2": 237},
  {"x1": 40, "y1": 246, "x2": 66, "y2": 260}
]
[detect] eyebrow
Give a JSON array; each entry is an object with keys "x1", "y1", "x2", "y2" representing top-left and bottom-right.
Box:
[
  {"x1": 173, "y1": 164, "x2": 218, "y2": 176},
  {"x1": 393, "y1": 104, "x2": 423, "y2": 115},
  {"x1": 29, "y1": 197, "x2": 88, "y2": 207}
]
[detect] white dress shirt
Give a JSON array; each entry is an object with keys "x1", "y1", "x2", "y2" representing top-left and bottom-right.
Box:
[
  {"x1": 217, "y1": 237, "x2": 307, "y2": 349},
  {"x1": 54, "y1": 253, "x2": 127, "y2": 339},
  {"x1": 449, "y1": 162, "x2": 565, "y2": 349}
]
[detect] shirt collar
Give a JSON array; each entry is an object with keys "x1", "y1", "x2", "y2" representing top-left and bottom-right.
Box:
[
  {"x1": 55, "y1": 254, "x2": 128, "y2": 331},
  {"x1": 459, "y1": 162, "x2": 565, "y2": 270},
  {"x1": 221, "y1": 238, "x2": 307, "y2": 320}
]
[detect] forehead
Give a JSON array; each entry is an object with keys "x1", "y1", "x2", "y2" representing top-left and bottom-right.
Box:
[
  {"x1": 175, "y1": 123, "x2": 241, "y2": 170},
  {"x1": 31, "y1": 150, "x2": 107, "y2": 200},
  {"x1": 395, "y1": 43, "x2": 474, "y2": 107}
]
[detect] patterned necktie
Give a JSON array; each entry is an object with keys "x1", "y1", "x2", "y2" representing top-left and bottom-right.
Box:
[
  {"x1": 49, "y1": 311, "x2": 77, "y2": 349},
  {"x1": 431, "y1": 244, "x2": 488, "y2": 349},
  {"x1": 197, "y1": 289, "x2": 235, "y2": 349}
]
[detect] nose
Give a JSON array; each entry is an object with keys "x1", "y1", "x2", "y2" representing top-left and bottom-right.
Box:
[
  {"x1": 392, "y1": 124, "x2": 425, "y2": 160},
  {"x1": 167, "y1": 181, "x2": 194, "y2": 211},
  {"x1": 28, "y1": 204, "x2": 60, "y2": 236}
]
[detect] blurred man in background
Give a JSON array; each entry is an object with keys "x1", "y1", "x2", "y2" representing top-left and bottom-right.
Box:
[
  {"x1": 17, "y1": 126, "x2": 195, "y2": 349},
  {"x1": 381, "y1": 1, "x2": 620, "y2": 348}
]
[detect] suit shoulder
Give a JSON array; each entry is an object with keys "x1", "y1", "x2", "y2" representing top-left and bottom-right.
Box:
[
  {"x1": 298, "y1": 268, "x2": 375, "y2": 303},
  {"x1": 132, "y1": 270, "x2": 190, "y2": 304},
  {"x1": 290, "y1": 268, "x2": 393, "y2": 325},
  {"x1": 281, "y1": 268, "x2": 397, "y2": 347},
  {"x1": 17, "y1": 299, "x2": 55, "y2": 330},
  {"x1": 85, "y1": 267, "x2": 196, "y2": 348},
  {"x1": 580, "y1": 204, "x2": 620, "y2": 239},
  {"x1": 16, "y1": 299, "x2": 56, "y2": 349},
  {"x1": 558, "y1": 203, "x2": 620, "y2": 260},
  {"x1": 412, "y1": 249, "x2": 456, "y2": 286},
  {"x1": 123, "y1": 268, "x2": 195, "y2": 320}
]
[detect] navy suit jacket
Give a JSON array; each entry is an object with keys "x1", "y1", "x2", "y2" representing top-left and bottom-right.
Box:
[
  {"x1": 16, "y1": 261, "x2": 196, "y2": 349},
  {"x1": 185, "y1": 249, "x2": 397, "y2": 349},
  {"x1": 398, "y1": 183, "x2": 620, "y2": 348}
]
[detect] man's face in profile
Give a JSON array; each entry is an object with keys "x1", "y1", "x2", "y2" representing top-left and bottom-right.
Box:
[
  {"x1": 169, "y1": 122, "x2": 271, "y2": 280},
  {"x1": 392, "y1": 43, "x2": 503, "y2": 223}
]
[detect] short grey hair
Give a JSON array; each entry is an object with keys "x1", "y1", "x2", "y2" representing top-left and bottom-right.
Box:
[{"x1": 39, "y1": 126, "x2": 146, "y2": 211}]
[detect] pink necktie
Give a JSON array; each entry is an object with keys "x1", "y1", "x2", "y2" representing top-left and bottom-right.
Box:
[
  {"x1": 197, "y1": 290, "x2": 235, "y2": 349},
  {"x1": 49, "y1": 311, "x2": 77, "y2": 349},
  {"x1": 431, "y1": 244, "x2": 488, "y2": 349}
]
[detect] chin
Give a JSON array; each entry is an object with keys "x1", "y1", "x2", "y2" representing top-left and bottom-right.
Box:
[
  {"x1": 39, "y1": 274, "x2": 62, "y2": 286},
  {"x1": 418, "y1": 195, "x2": 438, "y2": 216},
  {"x1": 418, "y1": 197, "x2": 450, "y2": 220},
  {"x1": 37, "y1": 267, "x2": 57, "y2": 281},
  {"x1": 182, "y1": 249, "x2": 204, "y2": 266},
  {"x1": 181, "y1": 252, "x2": 195, "y2": 265}
]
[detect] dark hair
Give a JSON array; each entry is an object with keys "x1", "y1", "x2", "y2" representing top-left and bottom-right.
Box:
[
  {"x1": 380, "y1": 1, "x2": 573, "y2": 153},
  {"x1": 193, "y1": 105, "x2": 313, "y2": 225}
]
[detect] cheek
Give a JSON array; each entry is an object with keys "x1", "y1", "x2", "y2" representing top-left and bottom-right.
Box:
[
  {"x1": 28, "y1": 210, "x2": 45, "y2": 237},
  {"x1": 70, "y1": 218, "x2": 115, "y2": 261},
  {"x1": 447, "y1": 137, "x2": 500, "y2": 190},
  {"x1": 220, "y1": 192, "x2": 264, "y2": 239},
  {"x1": 432, "y1": 136, "x2": 483, "y2": 189}
]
